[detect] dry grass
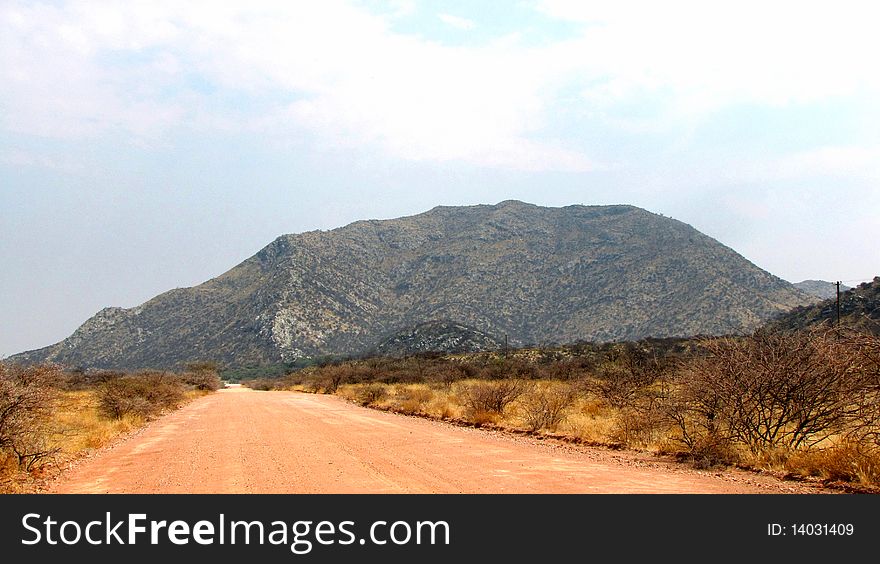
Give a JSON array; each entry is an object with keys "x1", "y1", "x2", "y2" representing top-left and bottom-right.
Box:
[
  {"x1": 51, "y1": 390, "x2": 145, "y2": 452},
  {"x1": 557, "y1": 399, "x2": 620, "y2": 444},
  {"x1": 786, "y1": 442, "x2": 880, "y2": 484},
  {"x1": 337, "y1": 379, "x2": 621, "y2": 439}
]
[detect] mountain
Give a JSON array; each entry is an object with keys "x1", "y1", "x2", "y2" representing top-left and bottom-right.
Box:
[
  {"x1": 793, "y1": 279, "x2": 850, "y2": 300},
  {"x1": 768, "y1": 277, "x2": 880, "y2": 335},
  {"x1": 370, "y1": 320, "x2": 504, "y2": 357},
  {"x1": 9, "y1": 201, "x2": 812, "y2": 370}
]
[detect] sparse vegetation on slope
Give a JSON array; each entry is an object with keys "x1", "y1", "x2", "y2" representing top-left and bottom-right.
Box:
[{"x1": 769, "y1": 277, "x2": 880, "y2": 335}]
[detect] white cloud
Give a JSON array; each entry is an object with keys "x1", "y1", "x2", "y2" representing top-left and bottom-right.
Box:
[
  {"x1": 0, "y1": 0, "x2": 603, "y2": 171},
  {"x1": 2, "y1": 0, "x2": 879, "y2": 172},
  {"x1": 438, "y1": 13, "x2": 475, "y2": 30},
  {"x1": 0, "y1": 148, "x2": 85, "y2": 174},
  {"x1": 538, "y1": 0, "x2": 880, "y2": 118},
  {"x1": 772, "y1": 145, "x2": 880, "y2": 181}
]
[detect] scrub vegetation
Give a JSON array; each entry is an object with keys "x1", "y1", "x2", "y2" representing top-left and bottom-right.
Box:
[{"x1": 248, "y1": 328, "x2": 880, "y2": 488}]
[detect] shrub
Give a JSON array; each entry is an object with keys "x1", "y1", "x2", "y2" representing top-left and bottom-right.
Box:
[
  {"x1": 320, "y1": 365, "x2": 349, "y2": 393},
  {"x1": 391, "y1": 386, "x2": 434, "y2": 414},
  {"x1": 461, "y1": 380, "x2": 527, "y2": 414},
  {"x1": 519, "y1": 385, "x2": 576, "y2": 432},
  {"x1": 480, "y1": 358, "x2": 536, "y2": 380},
  {"x1": 536, "y1": 359, "x2": 586, "y2": 381},
  {"x1": 658, "y1": 328, "x2": 879, "y2": 468},
  {"x1": 97, "y1": 372, "x2": 185, "y2": 419},
  {"x1": 61, "y1": 369, "x2": 124, "y2": 390},
  {"x1": 469, "y1": 410, "x2": 498, "y2": 427},
  {"x1": 580, "y1": 348, "x2": 661, "y2": 409},
  {"x1": 354, "y1": 383, "x2": 387, "y2": 406},
  {"x1": 0, "y1": 363, "x2": 62, "y2": 471},
  {"x1": 243, "y1": 378, "x2": 283, "y2": 391},
  {"x1": 180, "y1": 369, "x2": 223, "y2": 391}
]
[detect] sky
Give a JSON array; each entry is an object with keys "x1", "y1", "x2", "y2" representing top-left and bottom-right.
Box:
[{"x1": 2, "y1": 0, "x2": 879, "y2": 358}]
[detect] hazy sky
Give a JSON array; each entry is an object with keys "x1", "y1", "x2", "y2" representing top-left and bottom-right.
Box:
[{"x1": 2, "y1": 0, "x2": 879, "y2": 357}]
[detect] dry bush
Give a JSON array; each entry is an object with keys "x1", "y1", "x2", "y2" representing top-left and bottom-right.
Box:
[
  {"x1": 387, "y1": 386, "x2": 434, "y2": 415},
  {"x1": 0, "y1": 363, "x2": 63, "y2": 472},
  {"x1": 480, "y1": 358, "x2": 536, "y2": 381},
  {"x1": 396, "y1": 386, "x2": 433, "y2": 404},
  {"x1": 519, "y1": 384, "x2": 576, "y2": 432},
  {"x1": 319, "y1": 365, "x2": 350, "y2": 393},
  {"x1": 662, "y1": 329, "x2": 874, "y2": 467},
  {"x1": 580, "y1": 348, "x2": 661, "y2": 409},
  {"x1": 453, "y1": 362, "x2": 479, "y2": 379},
  {"x1": 354, "y1": 383, "x2": 387, "y2": 406},
  {"x1": 682, "y1": 433, "x2": 741, "y2": 469},
  {"x1": 613, "y1": 404, "x2": 670, "y2": 448},
  {"x1": 182, "y1": 361, "x2": 222, "y2": 390},
  {"x1": 180, "y1": 369, "x2": 223, "y2": 391},
  {"x1": 243, "y1": 378, "x2": 276, "y2": 391},
  {"x1": 297, "y1": 375, "x2": 323, "y2": 393},
  {"x1": 60, "y1": 369, "x2": 123, "y2": 390},
  {"x1": 838, "y1": 331, "x2": 880, "y2": 444},
  {"x1": 422, "y1": 363, "x2": 463, "y2": 387},
  {"x1": 460, "y1": 380, "x2": 528, "y2": 415},
  {"x1": 97, "y1": 372, "x2": 185, "y2": 419},
  {"x1": 469, "y1": 410, "x2": 498, "y2": 427},
  {"x1": 536, "y1": 359, "x2": 587, "y2": 381}
]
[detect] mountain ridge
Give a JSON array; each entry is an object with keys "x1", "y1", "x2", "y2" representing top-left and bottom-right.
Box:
[
  {"x1": 768, "y1": 277, "x2": 880, "y2": 334},
  {"x1": 793, "y1": 279, "x2": 850, "y2": 300},
  {"x1": 9, "y1": 201, "x2": 812, "y2": 369}
]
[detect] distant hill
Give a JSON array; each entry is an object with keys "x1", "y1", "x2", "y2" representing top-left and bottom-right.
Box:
[
  {"x1": 370, "y1": 321, "x2": 504, "y2": 357},
  {"x1": 768, "y1": 277, "x2": 880, "y2": 335},
  {"x1": 793, "y1": 280, "x2": 851, "y2": 300},
  {"x1": 9, "y1": 201, "x2": 812, "y2": 370}
]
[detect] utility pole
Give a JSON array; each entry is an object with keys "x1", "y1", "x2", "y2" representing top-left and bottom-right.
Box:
[{"x1": 836, "y1": 281, "x2": 841, "y2": 327}]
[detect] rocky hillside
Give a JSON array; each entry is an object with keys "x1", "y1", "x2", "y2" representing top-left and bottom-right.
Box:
[
  {"x1": 768, "y1": 277, "x2": 880, "y2": 335},
  {"x1": 793, "y1": 279, "x2": 850, "y2": 300},
  {"x1": 10, "y1": 201, "x2": 812, "y2": 370},
  {"x1": 370, "y1": 321, "x2": 504, "y2": 357}
]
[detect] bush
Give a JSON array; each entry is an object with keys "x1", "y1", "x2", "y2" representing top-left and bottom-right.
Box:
[
  {"x1": 180, "y1": 369, "x2": 223, "y2": 391},
  {"x1": 480, "y1": 358, "x2": 536, "y2": 380},
  {"x1": 661, "y1": 329, "x2": 876, "y2": 465},
  {"x1": 246, "y1": 378, "x2": 270, "y2": 391},
  {"x1": 519, "y1": 384, "x2": 576, "y2": 432},
  {"x1": 391, "y1": 386, "x2": 434, "y2": 414},
  {"x1": 0, "y1": 363, "x2": 62, "y2": 471},
  {"x1": 580, "y1": 348, "x2": 661, "y2": 409},
  {"x1": 97, "y1": 372, "x2": 185, "y2": 419},
  {"x1": 60, "y1": 369, "x2": 123, "y2": 390},
  {"x1": 461, "y1": 380, "x2": 527, "y2": 414},
  {"x1": 319, "y1": 365, "x2": 349, "y2": 393},
  {"x1": 354, "y1": 383, "x2": 387, "y2": 406},
  {"x1": 536, "y1": 359, "x2": 587, "y2": 381}
]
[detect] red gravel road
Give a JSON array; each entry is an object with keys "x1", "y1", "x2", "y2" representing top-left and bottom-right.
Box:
[{"x1": 51, "y1": 388, "x2": 819, "y2": 494}]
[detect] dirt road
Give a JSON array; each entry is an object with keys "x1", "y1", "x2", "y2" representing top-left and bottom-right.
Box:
[{"x1": 52, "y1": 388, "x2": 816, "y2": 494}]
